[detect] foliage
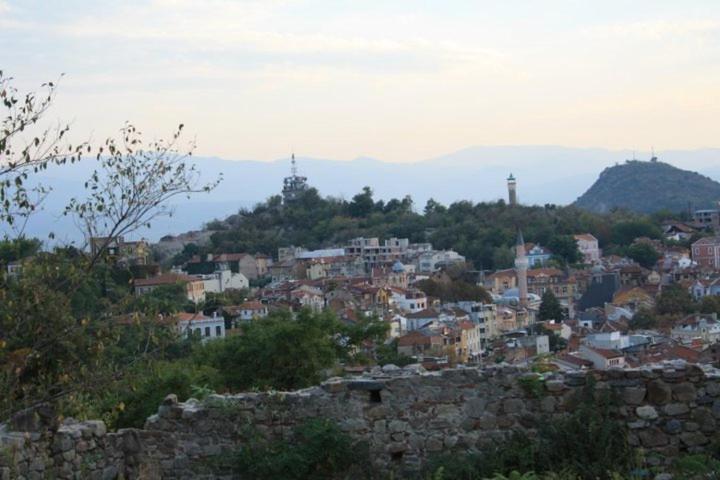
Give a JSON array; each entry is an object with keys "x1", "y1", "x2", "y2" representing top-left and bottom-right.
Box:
[
  {"x1": 672, "y1": 454, "x2": 720, "y2": 478},
  {"x1": 656, "y1": 284, "x2": 695, "y2": 315},
  {"x1": 538, "y1": 290, "x2": 563, "y2": 321},
  {"x1": 0, "y1": 72, "x2": 87, "y2": 232},
  {"x1": 628, "y1": 308, "x2": 657, "y2": 330},
  {"x1": 575, "y1": 159, "x2": 720, "y2": 215},
  {"x1": 197, "y1": 309, "x2": 340, "y2": 391},
  {"x1": 425, "y1": 379, "x2": 635, "y2": 480},
  {"x1": 376, "y1": 339, "x2": 415, "y2": 367},
  {"x1": 229, "y1": 418, "x2": 370, "y2": 480},
  {"x1": 626, "y1": 243, "x2": 660, "y2": 269},
  {"x1": 547, "y1": 235, "x2": 581, "y2": 265},
  {"x1": 417, "y1": 277, "x2": 492, "y2": 303},
  {"x1": 0, "y1": 238, "x2": 41, "y2": 264},
  {"x1": 206, "y1": 185, "x2": 656, "y2": 271},
  {"x1": 517, "y1": 375, "x2": 545, "y2": 399}
]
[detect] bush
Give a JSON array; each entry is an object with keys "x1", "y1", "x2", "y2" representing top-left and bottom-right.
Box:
[
  {"x1": 230, "y1": 418, "x2": 371, "y2": 479},
  {"x1": 426, "y1": 379, "x2": 636, "y2": 480}
]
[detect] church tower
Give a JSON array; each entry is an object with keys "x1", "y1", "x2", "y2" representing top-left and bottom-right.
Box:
[
  {"x1": 507, "y1": 174, "x2": 517, "y2": 206},
  {"x1": 515, "y1": 229, "x2": 529, "y2": 308}
]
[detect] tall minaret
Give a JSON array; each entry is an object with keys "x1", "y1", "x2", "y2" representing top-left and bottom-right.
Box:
[
  {"x1": 515, "y1": 229, "x2": 529, "y2": 308},
  {"x1": 507, "y1": 173, "x2": 517, "y2": 206}
]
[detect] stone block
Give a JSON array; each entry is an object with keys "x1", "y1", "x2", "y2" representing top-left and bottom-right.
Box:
[
  {"x1": 622, "y1": 387, "x2": 646, "y2": 405},
  {"x1": 648, "y1": 380, "x2": 672, "y2": 405},
  {"x1": 663, "y1": 403, "x2": 690, "y2": 416},
  {"x1": 672, "y1": 383, "x2": 696, "y2": 402},
  {"x1": 638, "y1": 428, "x2": 668, "y2": 447},
  {"x1": 663, "y1": 419, "x2": 683, "y2": 434},
  {"x1": 636, "y1": 405, "x2": 658, "y2": 420},
  {"x1": 680, "y1": 432, "x2": 709, "y2": 447},
  {"x1": 503, "y1": 398, "x2": 524, "y2": 414}
]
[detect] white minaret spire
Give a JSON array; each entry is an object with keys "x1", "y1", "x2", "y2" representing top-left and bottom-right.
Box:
[{"x1": 515, "y1": 229, "x2": 529, "y2": 308}]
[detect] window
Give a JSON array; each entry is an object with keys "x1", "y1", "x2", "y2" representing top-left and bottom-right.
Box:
[
  {"x1": 205, "y1": 327, "x2": 210, "y2": 337},
  {"x1": 216, "y1": 326, "x2": 222, "y2": 336}
]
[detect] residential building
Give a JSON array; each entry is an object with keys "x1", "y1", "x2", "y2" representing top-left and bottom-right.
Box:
[
  {"x1": 416, "y1": 250, "x2": 466, "y2": 273},
  {"x1": 525, "y1": 268, "x2": 576, "y2": 304},
  {"x1": 391, "y1": 288, "x2": 428, "y2": 314},
  {"x1": 90, "y1": 236, "x2": 150, "y2": 266},
  {"x1": 175, "y1": 312, "x2": 225, "y2": 341},
  {"x1": 692, "y1": 237, "x2": 720, "y2": 270},
  {"x1": 397, "y1": 329, "x2": 444, "y2": 357},
  {"x1": 196, "y1": 269, "x2": 249, "y2": 294},
  {"x1": 693, "y1": 208, "x2": 720, "y2": 229},
  {"x1": 525, "y1": 243, "x2": 553, "y2": 267},
  {"x1": 186, "y1": 253, "x2": 261, "y2": 280},
  {"x1": 671, "y1": 313, "x2": 720, "y2": 345},
  {"x1": 134, "y1": 273, "x2": 206, "y2": 303},
  {"x1": 225, "y1": 301, "x2": 269, "y2": 322},
  {"x1": 579, "y1": 344, "x2": 625, "y2": 369},
  {"x1": 574, "y1": 233, "x2": 601, "y2": 264}
]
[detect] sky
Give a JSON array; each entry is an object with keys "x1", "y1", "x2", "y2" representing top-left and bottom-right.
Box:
[{"x1": 2, "y1": 0, "x2": 720, "y2": 163}]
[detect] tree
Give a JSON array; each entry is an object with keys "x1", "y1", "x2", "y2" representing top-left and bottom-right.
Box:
[
  {"x1": 0, "y1": 72, "x2": 87, "y2": 233},
  {"x1": 348, "y1": 186, "x2": 375, "y2": 218},
  {"x1": 627, "y1": 243, "x2": 660, "y2": 269},
  {"x1": 656, "y1": 284, "x2": 694, "y2": 315},
  {"x1": 538, "y1": 290, "x2": 562, "y2": 321},
  {"x1": 629, "y1": 307, "x2": 657, "y2": 330},
  {"x1": 547, "y1": 235, "x2": 581, "y2": 265},
  {"x1": 65, "y1": 123, "x2": 221, "y2": 269},
  {"x1": 199, "y1": 309, "x2": 340, "y2": 391}
]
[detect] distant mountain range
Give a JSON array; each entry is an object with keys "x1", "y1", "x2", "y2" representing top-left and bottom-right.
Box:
[
  {"x1": 5, "y1": 146, "x2": 720, "y2": 243},
  {"x1": 573, "y1": 159, "x2": 720, "y2": 214}
]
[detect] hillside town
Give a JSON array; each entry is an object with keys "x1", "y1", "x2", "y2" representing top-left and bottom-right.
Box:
[{"x1": 55, "y1": 161, "x2": 720, "y2": 376}]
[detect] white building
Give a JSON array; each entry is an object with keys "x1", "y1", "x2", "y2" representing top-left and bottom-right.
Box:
[
  {"x1": 579, "y1": 344, "x2": 625, "y2": 369},
  {"x1": 176, "y1": 312, "x2": 225, "y2": 342},
  {"x1": 574, "y1": 233, "x2": 601, "y2": 264},
  {"x1": 391, "y1": 288, "x2": 428, "y2": 314},
  {"x1": 197, "y1": 269, "x2": 249, "y2": 294},
  {"x1": 417, "y1": 250, "x2": 466, "y2": 273},
  {"x1": 671, "y1": 314, "x2": 720, "y2": 344}
]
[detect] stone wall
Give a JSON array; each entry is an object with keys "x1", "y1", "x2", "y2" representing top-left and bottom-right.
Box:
[{"x1": 3, "y1": 363, "x2": 720, "y2": 479}]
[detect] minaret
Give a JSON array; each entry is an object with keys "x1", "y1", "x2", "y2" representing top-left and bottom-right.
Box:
[
  {"x1": 515, "y1": 229, "x2": 529, "y2": 308},
  {"x1": 507, "y1": 174, "x2": 517, "y2": 206}
]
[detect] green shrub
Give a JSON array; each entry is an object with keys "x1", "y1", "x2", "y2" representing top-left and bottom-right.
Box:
[{"x1": 229, "y1": 418, "x2": 371, "y2": 480}]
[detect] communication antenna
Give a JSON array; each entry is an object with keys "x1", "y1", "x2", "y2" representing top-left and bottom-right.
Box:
[{"x1": 291, "y1": 152, "x2": 297, "y2": 176}]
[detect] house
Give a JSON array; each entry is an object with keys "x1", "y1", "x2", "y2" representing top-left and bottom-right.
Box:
[
  {"x1": 175, "y1": 312, "x2": 225, "y2": 341},
  {"x1": 574, "y1": 234, "x2": 601, "y2": 264},
  {"x1": 186, "y1": 253, "x2": 261, "y2": 279},
  {"x1": 525, "y1": 243, "x2": 553, "y2": 267},
  {"x1": 397, "y1": 329, "x2": 444, "y2": 357},
  {"x1": 485, "y1": 269, "x2": 517, "y2": 294},
  {"x1": 391, "y1": 288, "x2": 428, "y2": 314},
  {"x1": 416, "y1": 250, "x2": 466, "y2": 273},
  {"x1": 290, "y1": 284, "x2": 325, "y2": 312},
  {"x1": 134, "y1": 273, "x2": 206, "y2": 303},
  {"x1": 225, "y1": 301, "x2": 269, "y2": 322},
  {"x1": 692, "y1": 237, "x2": 720, "y2": 270},
  {"x1": 90, "y1": 236, "x2": 150, "y2": 266},
  {"x1": 579, "y1": 344, "x2": 625, "y2": 369},
  {"x1": 663, "y1": 222, "x2": 697, "y2": 242},
  {"x1": 454, "y1": 301, "x2": 498, "y2": 346},
  {"x1": 405, "y1": 308, "x2": 440, "y2": 331},
  {"x1": 554, "y1": 353, "x2": 593, "y2": 371},
  {"x1": 454, "y1": 321, "x2": 483, "y2": 362},
  {"x1": 671, "y1": 313, "x2": 720, "y2": 345},
  {"x1": 612, "y1": 286, "x2": 657, "y2": 312},
  {"x1": 196, "y1": 269, "x2": 249, "y2": 294},
  {"x1": 525, "y1": 268, "x2": 577, "y2": 304}
]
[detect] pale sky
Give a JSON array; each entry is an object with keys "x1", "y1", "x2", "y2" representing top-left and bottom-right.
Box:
[{"x1": 3, "y1": 0, "x2": 720, "y2": 162}]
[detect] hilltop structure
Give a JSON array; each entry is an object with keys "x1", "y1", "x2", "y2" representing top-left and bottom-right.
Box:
[
  {"x1": 507, "y1": 173, "x2": 517, "y2": 206},
  {"x1": 281, "y1": 153, "x2": 309, "y2": 204},
  {"x1": 514, "y1": 230, "x2": 529, "y2": 308}
]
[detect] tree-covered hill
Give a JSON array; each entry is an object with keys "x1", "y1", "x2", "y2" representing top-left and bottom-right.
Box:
[
  {"x1": 180, "y1": 187, "x2": 669, "y2": 271},
  {"x1": 574, "y1": 159, "x2": 720, "y2": 214}
]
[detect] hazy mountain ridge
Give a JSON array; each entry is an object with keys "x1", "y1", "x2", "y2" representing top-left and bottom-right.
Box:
[
  {"x1": 574, "y1": 160, "x2": 720, "y2": 214},
  {"x1": 6, "y1": 147, "x2": 720, "y2": 242}
]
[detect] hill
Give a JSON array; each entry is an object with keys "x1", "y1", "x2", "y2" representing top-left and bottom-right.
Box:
[{"x1": 574, "y1": 159, "x2": 720, "y2": 214}]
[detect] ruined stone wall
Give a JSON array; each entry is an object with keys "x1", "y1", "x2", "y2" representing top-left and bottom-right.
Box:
[{"x1": 3, "y1": 363, "x2": 720, "y2": 479}]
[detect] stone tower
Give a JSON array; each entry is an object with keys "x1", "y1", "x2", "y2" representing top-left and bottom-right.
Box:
[
  {"x1": 507, "y1": 173, "x2": 517, "y2": 206},
  {"x1": 515, "y1": 229, "x2": 529, "y2": 308}
]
